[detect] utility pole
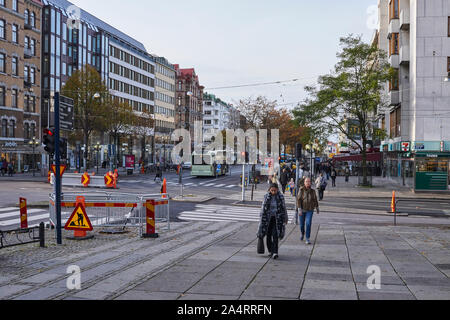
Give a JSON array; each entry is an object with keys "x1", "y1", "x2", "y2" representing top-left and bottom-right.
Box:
[{"x1": 54, "y1": 92, "x2": 62, "y2": 245}]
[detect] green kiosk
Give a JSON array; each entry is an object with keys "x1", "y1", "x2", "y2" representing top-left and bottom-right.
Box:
[{"x1": 415, "y1": 152, "x2": 450, "y2": 192}]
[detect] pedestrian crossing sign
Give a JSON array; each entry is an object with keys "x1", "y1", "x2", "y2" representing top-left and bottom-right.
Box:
[{"x1": 64, "y1": 203, "x2": 93, "y2": 231}]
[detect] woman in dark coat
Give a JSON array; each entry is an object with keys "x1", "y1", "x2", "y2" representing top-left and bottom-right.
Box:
[{"x1": 257, "y1": 183, "x2": 288, "y2": 259}]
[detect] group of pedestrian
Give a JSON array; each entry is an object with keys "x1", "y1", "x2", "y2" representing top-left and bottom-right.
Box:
[
  {"x1": 257, "y1": 175, "x2": 320, "y2": 259},
  {"x1": 0, "y1": 158, "x2": 14, "y2": 177}
]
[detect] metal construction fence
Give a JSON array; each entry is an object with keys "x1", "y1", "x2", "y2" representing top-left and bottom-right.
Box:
[{"x1": 49, "y1": 192, "x2": 170, "y2": 236}]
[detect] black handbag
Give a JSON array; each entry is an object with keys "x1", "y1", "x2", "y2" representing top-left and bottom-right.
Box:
[{"x1": 257, "y1": 237, "x2": 265, "y2": 254}]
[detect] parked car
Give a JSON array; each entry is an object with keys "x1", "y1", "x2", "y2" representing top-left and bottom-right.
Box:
[{"x1": 182, "y1": 162, "x2": 192, "y2": 169}]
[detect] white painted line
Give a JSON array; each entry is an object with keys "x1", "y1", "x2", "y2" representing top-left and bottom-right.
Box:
[
  {"x1": 178, "y1": 216, "x2": 229, "y2": 222},
  {"x1": 226, "y1": 185, "x2": 236, "y2": 188},
  {"x1": 181, "y1": 211, "x2": 260, "y2": 218},
  {"x1": 179, "y1": 213, "x2": 257, "y2": 222},
  {"x1": 0, "y1": 207, "x2": 20, "y2": 213},
  {"x1": 213, "y1": 184, "x2": 226, "y2": 188},
  {"x1": 0, "y1": 212, "x2": 71, "y2": 227},
  {"x1": 0, "y1": 209, "x2": 47, "y2": 219},
  {"x1": 204, "y1": 183, "x2": 216, "y2": 187}
]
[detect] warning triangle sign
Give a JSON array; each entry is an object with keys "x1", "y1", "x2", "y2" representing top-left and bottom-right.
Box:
[
  {"x1": 51, "y1": 164, "x2": 67, "y2": 177},
  {"x1": 64, "y1": 203, "x2": 93, "y2": 231}
]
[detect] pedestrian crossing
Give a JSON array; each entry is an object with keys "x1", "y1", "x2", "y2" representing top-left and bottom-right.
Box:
[
  {"x1": 0, "y1": 207, "x2": 69, "y2": 230},
  {"x1": 178, "y1": 204, "x2": 295, "y2": 223},
  {"x1": 120, "y1": 179, "x2": 239, "y2": 189}
]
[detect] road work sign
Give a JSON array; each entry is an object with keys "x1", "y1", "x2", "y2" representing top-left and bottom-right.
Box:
[{"x1": 64, "y1": 203, "x2": 93, "y2": 231}]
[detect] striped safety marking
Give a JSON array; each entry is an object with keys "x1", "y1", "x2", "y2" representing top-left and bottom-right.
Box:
[{"x1": 49, "y1": 201, "x2": 168, "y2": 207}]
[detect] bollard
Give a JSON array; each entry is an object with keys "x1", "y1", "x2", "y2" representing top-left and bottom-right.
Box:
[
  {"x1": 39, "y1": 222, "x2": 45, "y2": 248},
  {"x1": 142, "y1": 199, "x2": 159, "y2": 238},
  {"x1": 19, "y1": 197, "x2": 28, "y2": 229}
]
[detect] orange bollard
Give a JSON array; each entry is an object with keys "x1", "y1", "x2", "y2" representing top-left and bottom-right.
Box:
[
  {"x1": 161, "y1": 178, "x2": 167, "y2": 198},
  {"x1": 391, "y1": 191, "x2": 396, "y2": 213}
]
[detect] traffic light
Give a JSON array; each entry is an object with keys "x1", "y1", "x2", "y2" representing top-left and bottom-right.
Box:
[
  {"x1": 296, "y1": 143, "x2": 303, "y2": 160},
  {"x1": 43, "y1": 128, "x2": 55, "y2": 155},
  {"x1": 60, "y1": 138, "x2": 68, "y2": 160}
]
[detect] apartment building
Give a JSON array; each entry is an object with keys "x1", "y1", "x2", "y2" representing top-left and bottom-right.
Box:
[
  {"x1": 0, "y1": 0, "x2": 42, "y2": 173},
  {"x1": 174, "y1": 64, "x2": 204, "y2": 145},
  {"x1": 202, "y1": 93, "x2": 231, "y2": 133},
  {"x1": 378, "y1": 0, "x2": 450, "y2": 191},
  {"x1": 153, "y1": 55, "x2": 175, "y2": 164},
  {"x1": 42, "y1": 0, "x2": 156, "y2": 169}
]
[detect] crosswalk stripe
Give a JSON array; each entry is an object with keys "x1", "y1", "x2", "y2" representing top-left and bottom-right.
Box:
[
  {"x1": 213, "y1": 184, "x2": 226, "y2": 188},
  {"x1": 226, "y1": 185, "x2": 236, "y2": 188},
  {"x1": 179, "y1": 213, "x2": 258, "y2": 222},
  {"x1": 0, "y1": 207, "x2": 19, "y2": 213},
  {"x1": 204, "y1": 183, "x2": 215, "y2": 187},
  {"x1": 0, "y1": 209, "x2": 47, "y2": 219}
]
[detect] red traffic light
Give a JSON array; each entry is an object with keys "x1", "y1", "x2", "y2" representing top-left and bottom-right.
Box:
[{"x1": 43, "y1": 128, "x2": 53, "y2": 136}]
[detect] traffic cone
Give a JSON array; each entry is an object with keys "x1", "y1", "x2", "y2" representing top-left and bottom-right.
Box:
[
  {"x1": 141, "y1": 166, "x2": 145, "y2": 174},
  {"x1": 391, "y1": 191, "x2": 396, "y2": 213}
]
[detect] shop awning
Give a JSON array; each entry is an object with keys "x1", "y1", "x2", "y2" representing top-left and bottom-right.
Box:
[{"x1": 332, "y1": 152, "x2": 382, "y2": 163}]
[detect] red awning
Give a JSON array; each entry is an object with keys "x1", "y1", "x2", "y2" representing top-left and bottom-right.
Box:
[{"x1": 332, "y1": 152, "x2": 382, "y2": 163}]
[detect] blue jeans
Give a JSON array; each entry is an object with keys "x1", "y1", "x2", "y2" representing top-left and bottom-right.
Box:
[{"x1": 299, "y1": 211, "x2": 314, "y2": 240}]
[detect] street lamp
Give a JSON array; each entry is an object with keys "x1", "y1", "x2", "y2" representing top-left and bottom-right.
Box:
[
  {"x1": 94, "y1": 142, "x2": 101, "y2": 173},
  {"x1": 28, "y1": 137, "x2": 40, "y2": 177}
]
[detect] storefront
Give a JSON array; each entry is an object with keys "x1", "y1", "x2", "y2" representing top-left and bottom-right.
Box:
[
  {"x1": 415, "y1": 153, "x2": 450, "y2": 192},
  {"x1": 0, "y1": 140, "x2": 44, "y2": 173}
]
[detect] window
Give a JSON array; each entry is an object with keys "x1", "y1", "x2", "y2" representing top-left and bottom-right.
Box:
[
  {"x1": 24, "y1": 123, "x2": 29, "y2": 139},
  {"x1": 448, "y1": 17, "x2": 450, "y2": 37},
  {"x1": 9, "y1": 120, "x2": 15, "y2": 138},
  {"x1": 1, "y1": 119, "x2": 7, "y2": 137},
  {"x1": 390, "y1": 33, "x2": 399, "y2": 56},
  {"x1": 0, "y1": 86, "x2": 5, "y2": 106},
  {"x1": 31, "y1": 67, "x2": 35, "y2": 84},
  {"x1": 31, "y1": 12, "x2": 36, "y2": 28},
  {"x1": 24, "y1": 95, "x2": 29, "y2": 112},
  {"x1": 24, "y1": 36, "x2": 29, "y2": 49},
  {"x1": 12, "y1": 24, "x2": 18, "y2": 43},
  {"x1": 31, "y1": 39, "x2": 36, "y2": 56},
  {"x1": 448, "y1": 57, "x2": 450, "y2": 73},
  {"x1": 0, "y1": 0, "x2": 4, "y2": 6},
  {"x1": 30, "y1": 96, "x2": 35, "y2": 112},
  {"x1": 389, "y1": 0, "x2": 399, "y2": 20},
  {"x1": 0, "y1": 20, "x2": 5, "y2": 39},
  {"x1": 12, "y1": 0, "x2": 18, "y2": 12},
  {"x1": 25, "y1": 9, "x2": 29, "y2": 25},
  {"x1": 12, "y1": 56, "x2": 18, "y2": 76},
  {"x1": 24, "y1": 65, "x2": 29, "y2": 82},
  {"x1": 11, "y1": 89, "x2": 17, "y2": 108},
  {"x1": 0, "y1": 53, "x2": 5, "y2": 73}
]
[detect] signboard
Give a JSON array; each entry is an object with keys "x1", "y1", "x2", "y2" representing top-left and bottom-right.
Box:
[
  {"x1": 347, "y1": 119, "x2": 361, "y2": 140},
  {"x1": 64, "y1": 203, "x2": 93, "y2": 231},
  {"x1": 59, "y1": 95, "x2": 74, "y2": 131},
  {"x1": 125, "y1": 155, "x2": 135, "y2": 169},
  {"x1": 414, "y1": 142, "x2": 425, "y2": 150},
  {"x1": 51, "y1": 164, "x2": 67, "y2": 177},
  {"x1": 401, "y1": 142, "x2": 410, "y2": 152},
  {"x1": 81, "y1": 172, "x2": 90, "y2": 187}
]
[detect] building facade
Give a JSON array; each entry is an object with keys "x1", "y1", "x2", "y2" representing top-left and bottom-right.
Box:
[
  {"x1": 42, "y1": 0, "x2": 156, "y2": 170},
  {"x1": 378, "y1": 0, "x2": 450, "y2": 191},
  {"x1": 174, "y1": 64, "x2": 204, "y2": 145},
  {"x1": 153, "y1": 55, "x2": 175, "y2": 165},
  {"x1": 0, "y1": 0, "x2": 42, "y2": 173},
  {"x1": 202, "y1": 92, "x2": 231, "y2": 133}
]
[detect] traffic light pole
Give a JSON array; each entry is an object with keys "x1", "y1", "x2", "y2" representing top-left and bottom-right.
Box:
[{"x1": 54, "y1": 92, "x2": 62, "y2": 245}]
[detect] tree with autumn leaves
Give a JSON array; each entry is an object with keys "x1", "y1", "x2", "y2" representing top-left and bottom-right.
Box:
[
  {"x1": 62, "y1": 65, "x2": 153, "y2": 169},
  {"x1": 236, "y1": 96, "x2": 306, "y2": 157}
]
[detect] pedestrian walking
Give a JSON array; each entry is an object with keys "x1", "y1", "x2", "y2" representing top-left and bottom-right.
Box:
[
  {"x1": 1, "y1": 159, "x2": 7, "y2": 176},
  {"x1": 297, "y1": 177, "x2": 319, "y2": 245},
  {"x1": 257, "y1": 183, "x2": 288, "y2": 259},
  {"x1": 315, "y1": 172, "x2": 327, "y2": 201},
  {"x1": 154, "y1": 163, "x2": 162, "y2": 182},
  {"x1": 344, "y1": 166, "x2": 350, "y2": 183},
  {"x1": 7, "y1": 161, "x2": 14, "y2": 177},
  {"x1": 289, "y1": 178, "x2": 296, "y2": 196},
  {"x1": 280, "y1": 168, "x2": 289, "y2": 194},
  {"x1": 331, "y1": 167, "x2": 337, "y2": 187}
]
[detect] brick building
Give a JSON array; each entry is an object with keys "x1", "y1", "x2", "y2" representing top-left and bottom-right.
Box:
[{"x1": 0, "y1": 0, "x2": 42, "y2": 172}]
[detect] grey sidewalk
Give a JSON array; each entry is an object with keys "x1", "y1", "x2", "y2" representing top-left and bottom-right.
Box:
[{"x1": 1, "y1": 218, "x2": 449, "y2": 300}]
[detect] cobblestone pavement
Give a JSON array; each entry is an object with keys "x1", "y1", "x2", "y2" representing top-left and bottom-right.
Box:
[{"x1": 1, "y1": 217, "x2": 449, "y2": 300}]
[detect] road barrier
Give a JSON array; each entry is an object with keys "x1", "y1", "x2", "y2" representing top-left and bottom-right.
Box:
[
  {"x1": 50, "y1": 172, "x2": 118, "y2": 189},
  {"x1": 49, "y1": 192, "x2": 170, "y2": 236}
]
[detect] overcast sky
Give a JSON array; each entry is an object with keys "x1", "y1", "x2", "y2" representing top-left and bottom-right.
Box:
[{"x1": 71, "y1": 0, "x2": 378, "y2": 109}]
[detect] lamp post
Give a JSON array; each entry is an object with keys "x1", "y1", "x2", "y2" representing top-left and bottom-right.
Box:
[
  {"x1": 94, "y1": 142, "x2": 101, "y2": 174},
  {"x1": 28, "y1": 137, "x2": 40, "y2": 177},
  {"x1": 305, "y1": 144, "x2": 312, "y2": 178}
]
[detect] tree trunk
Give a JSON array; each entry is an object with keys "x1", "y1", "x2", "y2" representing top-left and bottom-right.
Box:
[{"x1": 361, "y1": 139, "x2": 368, "y2": 186}]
